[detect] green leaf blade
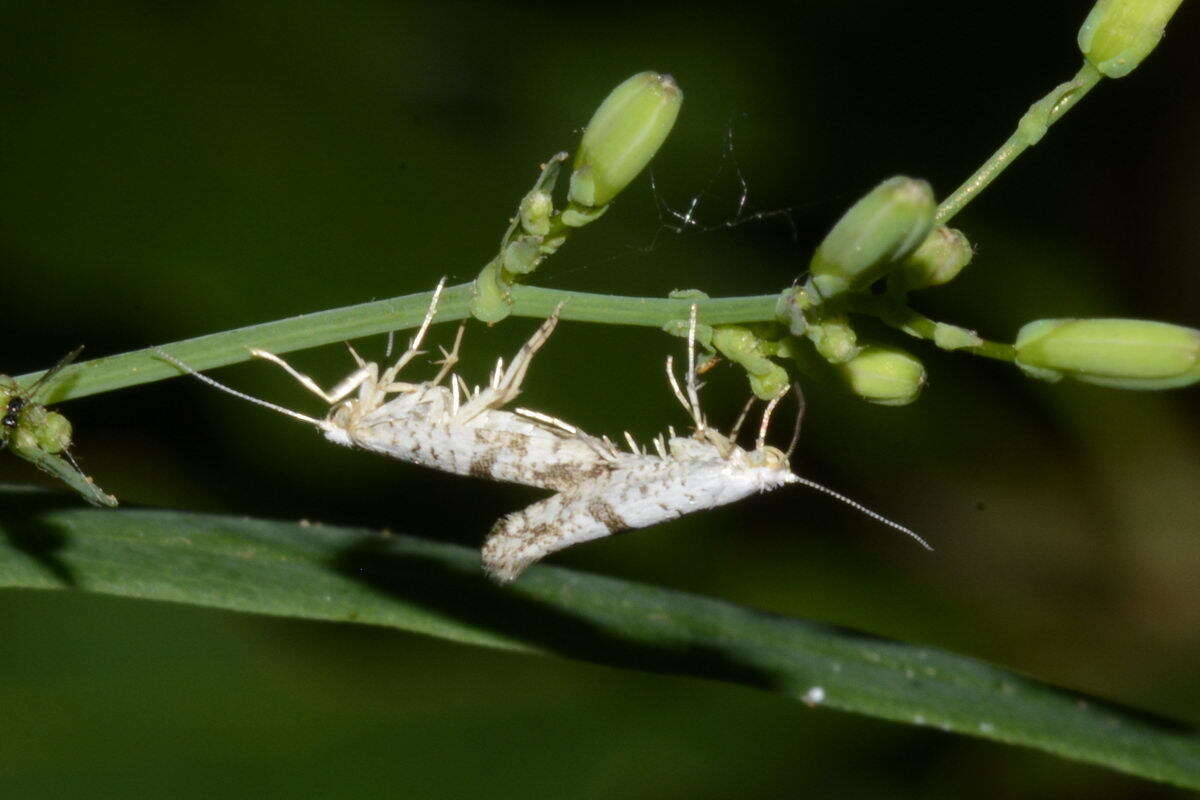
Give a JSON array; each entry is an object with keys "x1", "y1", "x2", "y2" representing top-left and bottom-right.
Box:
[{"x1": 1, "y1": 488, "x2": 1197, "y2": 789}]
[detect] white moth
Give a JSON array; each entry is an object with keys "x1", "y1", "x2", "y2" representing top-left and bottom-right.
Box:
[
  {"x1": 482, "y1": 306, "x2": 930, "y2": 583},
  {"x1": 159, "y1": 287, "x2": 926, "y2": 586},
  {"x1": 157, "y1": 281, "x2": 619, "y2": 492}
]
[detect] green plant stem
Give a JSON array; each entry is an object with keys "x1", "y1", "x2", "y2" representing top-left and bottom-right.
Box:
[
  {"x1": 934, "y1": 63, "x2": 1104, "y2": 225},
  {"x1": 16, "y1": 283, "x2": 779, "y2": 404},
  {"x1": 846, "y1": 295, "x2": 1016, "y2": 362},
  {"x1": 16, "y1": 282, "x2": 1018, "y2": 405}
]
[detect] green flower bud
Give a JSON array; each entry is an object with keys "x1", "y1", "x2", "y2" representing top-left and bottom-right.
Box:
[
  {"x1": 808, "y1": 177, "x2": 935, "y2": 300},
  {"x1": 661, "y1": 320, "x2": 715, "y2": 351},
  {"x1": 34, "y1": 411, "x2": 73, "y2": 454},
  {"x1": 559, "y1": 202, "x2": 608, "y2": 229},
  {"x1": 894, "y1": 226, "x2": 973, "y2": 291},
  {"x1": 519, "y1": 189, "x2": 553, "y2": 236},
  {"x1": 775, "y1": 285, "x2": 817, "y2": 337},
  {"x1": 538, "y1": 234, "x2": 567, "y2": 257},
  {"x1": 1015, "y1": 318, "x2": 1200, "y2": 388},
  {"x1": 568, "y1": 72, "x2": 682, "y2": 209},
  {"x1": 470, "y1": 257, "x2": 513, "y2": 324},
  {"x1": 837, "y1": 346, "x2": 926, "y2": 406},
  {"x1": 502, "y1": 237, "x2": 543, "y2": 275},
  {"x1": 15, "y1": 401, "x2": 47, "y2": 439},
  {"x1": 932, "y1": 322, "x2": 984, "y2": 351},
  {"x1": 1, "y1": 398, "x2": 72, "y2": 454},
  {"x1": 11, "y1": 426, "x2": 39, "y2": 453},
  {"x1": 711, "y1": 325, "x2": 790, "y2": 400},
  {"x1": 806, "y1": 314, "x2": 860, "y2": 364},
  {"x1": 1078, "y1": 0, "x2": 1185, "y2": 78}
]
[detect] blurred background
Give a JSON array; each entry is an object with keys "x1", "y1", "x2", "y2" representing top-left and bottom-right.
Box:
[{"x1": 2, "y1": 1, "x2": 1199, "y2": 796}]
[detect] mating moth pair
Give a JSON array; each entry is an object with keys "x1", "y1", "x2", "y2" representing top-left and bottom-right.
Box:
[{"x1": 160, "y1": 282, "x2": 927, "y2": 582}]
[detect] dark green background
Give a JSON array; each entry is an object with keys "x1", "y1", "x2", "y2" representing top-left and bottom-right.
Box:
[{"x1": 2, "y1": 1, "x2": 1199, "y2": 796}]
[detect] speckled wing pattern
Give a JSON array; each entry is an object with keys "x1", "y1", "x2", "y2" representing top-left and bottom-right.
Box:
[{"x1": 170, "y1": 286, "x2": 911, "y2": 585}]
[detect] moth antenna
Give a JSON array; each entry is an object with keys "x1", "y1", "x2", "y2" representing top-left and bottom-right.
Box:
[
  {"x1": 154, "y1": 348, "x2": 325, "y2": 428},
  {"x1": 791, "y1": 475, "x2": 933, "y2": 551}
]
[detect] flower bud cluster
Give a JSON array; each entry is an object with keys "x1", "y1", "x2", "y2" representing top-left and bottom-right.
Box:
[
  {"x1": 768, "y1": 177, "x2": 958, "y2": 404},
  {"x1": 472, "y1": 73, "x2": 681, "y2": 324}
]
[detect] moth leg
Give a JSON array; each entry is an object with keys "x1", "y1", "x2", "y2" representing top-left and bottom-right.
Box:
[
  {"x1": 345, "y1": 343, "x2": 367, "y2": 369},
  {"x1": 399, "y1": 321, "x2": 466, "y2": 407},
  {"x1": 513, "y1": 406, "x2": 622, "y2": 461},
  {"x1": 785, "y1": 383, "x2": 806, "y2": 457},
  {"x1": 755, "y1": 384, "x2": 789, "y2": 451},
  {"x1": 665, "y1": 356, "x2": 691, "y2": 417},
  {"x1": 727, "y1": 395, "x2": 757, "y2": 444},
  {"x1": 514, "y1": 406, "x2": 578, "y2": 436},
  {"x1": 428, "y1": 322, "x2": 466, "y2": 387},
  {"x1": 664, "y1": 304, "x2": 708, "y2": 433},
  {"x1": 455, "y1": 305, "x2": 561, "y2": 422},
  {"x1": 490, "y1": 305, "x2": 562, "y2": 403},
  {"x1": 378, "y1": 278, "x2": 447, "y2": 387},
  {"x1": 684, "y1": 304, "x2": 704, "y2": 424}
]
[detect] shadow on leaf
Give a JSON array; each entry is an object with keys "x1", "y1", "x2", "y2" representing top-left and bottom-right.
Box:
[
  {"x1": 331, "y1": 535, "x2": 782, "y2": 690},
  {"x1": 0, "y1": 486, "x2": 79, "y2": 586}
]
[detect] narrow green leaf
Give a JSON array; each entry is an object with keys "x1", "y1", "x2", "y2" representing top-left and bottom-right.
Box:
[{"x1": 1, "y1": 486, "x2": 1196, "y2": 789}]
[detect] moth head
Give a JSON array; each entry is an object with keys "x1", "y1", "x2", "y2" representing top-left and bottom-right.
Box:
[
  {"x1": 326, "y1": 400, "x2": 359, "y2": 432},
  {"x1": 748, "y1": 444, "x2": 791, "y2": 472}
]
